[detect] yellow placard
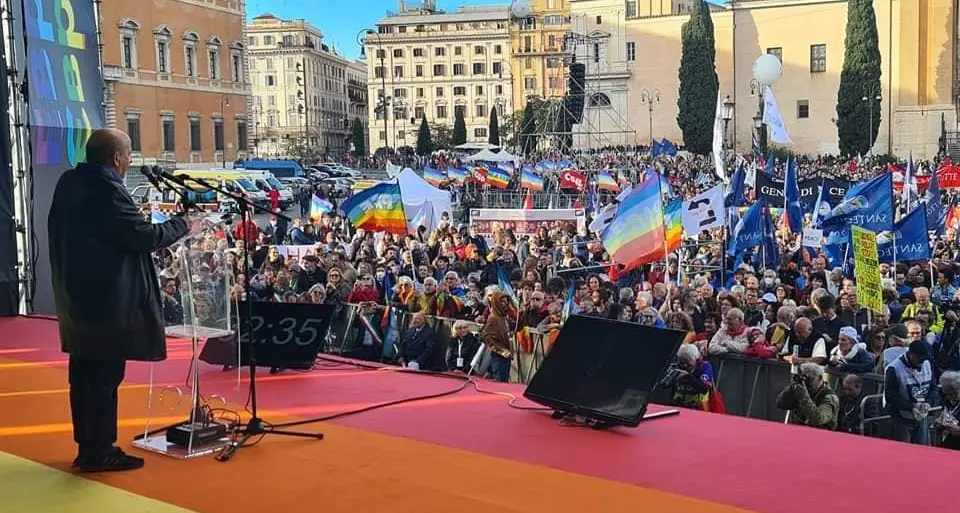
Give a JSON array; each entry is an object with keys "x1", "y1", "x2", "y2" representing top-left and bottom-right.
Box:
[{"x1": 851, "y1": 226, "x2": 884, "y2": 315}]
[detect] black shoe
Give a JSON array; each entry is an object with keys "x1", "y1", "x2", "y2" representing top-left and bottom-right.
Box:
[{"x1": 76, "y1": 448, "x2": 144, "y2": 473}]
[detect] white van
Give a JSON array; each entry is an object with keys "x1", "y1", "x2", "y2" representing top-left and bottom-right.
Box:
[{"x1": 245, "y1": 170, "x2": 294, "y2": 208}]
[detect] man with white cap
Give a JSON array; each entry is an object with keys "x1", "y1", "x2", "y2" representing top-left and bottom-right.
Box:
[{"x1": 828, "y1": 326, "x2": 875, "y2": 374}]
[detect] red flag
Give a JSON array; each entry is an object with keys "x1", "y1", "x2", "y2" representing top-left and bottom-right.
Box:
[
  {"x1": 559, "y1": 170, "x2": 587, "y2": 191},
  {"x1": 523, "y1": 190, "x2": 533, "y2": 210}
]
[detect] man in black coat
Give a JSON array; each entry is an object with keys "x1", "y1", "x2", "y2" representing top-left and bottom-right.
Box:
[
  {"x1": 49, "y1": 129, "x2": 191, "y2": 472},
  {"x1": 398, "y1": 313, "x2": 438, "y2": 370}
]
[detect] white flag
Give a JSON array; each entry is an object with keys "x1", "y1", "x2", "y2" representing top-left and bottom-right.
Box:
[
  {"x1": 712, "y1": 92, "x2": 726, "y2": 180},
  {"x1": 682, "y1": 185, "x2": 726, "y2": 236},
  {"x1": 762, "y1": 86, "x2": 792, "y2": 145},
  {"x1": 589, "y1": 203, "x2": 618, "y2": 234}
]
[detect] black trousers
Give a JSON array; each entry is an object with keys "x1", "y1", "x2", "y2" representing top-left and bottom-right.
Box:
[{"x1": 68, "y1": 356, "x2": 126, "y2": 458}]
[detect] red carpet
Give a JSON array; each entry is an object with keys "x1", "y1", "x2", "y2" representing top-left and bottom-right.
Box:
[{"x1": 1, "y1": 316, "x2": 957, "y2": 512}]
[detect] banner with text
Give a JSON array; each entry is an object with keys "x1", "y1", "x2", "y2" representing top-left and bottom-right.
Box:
[
  {"x1": 754, "y1": 174, "x2": 848, "y2": 213},
  {"x1": 851, "y1": 226, "x2": 884, "y2": 315}
]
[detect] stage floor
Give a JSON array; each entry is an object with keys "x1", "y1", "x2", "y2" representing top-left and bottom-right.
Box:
[{"x1": 0, "y1": 316, "x2": 957, "y2": 513}]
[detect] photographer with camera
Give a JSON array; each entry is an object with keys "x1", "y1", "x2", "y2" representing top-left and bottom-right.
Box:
[
  {"x1": 775, "y1": 363, "x2": 839, "y2": 430},
  {"x1": 669, "y1": 344, "x2": 718, "y2": 412}
]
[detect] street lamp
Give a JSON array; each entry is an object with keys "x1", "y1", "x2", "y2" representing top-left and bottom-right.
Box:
[
  {"x1": 720, "y1": 95, "x2": 734, "y2": 152},
  {"x1": 861, "y1": 83, "x2": 881, "y2": 155},
  {"x1": 750, "y1": 53, "x2": 782, "y2": 155},
  {"x1": 219, "y1": 95, "x2": 230, "y2": 168},
  {"x1": 357, "y1": 28, "x2": 389, "y2": 154},
  {"x1": 640, "y1": 88, "x2": 661, "y2": 146}
]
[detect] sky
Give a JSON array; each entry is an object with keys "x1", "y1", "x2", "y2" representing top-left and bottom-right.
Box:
[
  {"x1": 246, "y1": 0, "x2": 509, "y2": 60},
  {"x1": 245, "y1": 0, "x2": 727, "y2": 60}
]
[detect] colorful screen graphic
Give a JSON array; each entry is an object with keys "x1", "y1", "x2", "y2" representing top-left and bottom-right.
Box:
[{"x1": 24, "y1": 0, "x2": 103, "y2": 167}]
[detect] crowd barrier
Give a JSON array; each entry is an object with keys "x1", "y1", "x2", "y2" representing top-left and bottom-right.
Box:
[{"x1": 288, "y1": 302, "x2": 943, "y2": 442}]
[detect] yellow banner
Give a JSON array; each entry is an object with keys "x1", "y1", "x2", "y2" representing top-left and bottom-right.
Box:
[{"x1": 851, "y1": 226, "x2": 884, "y2": 315}]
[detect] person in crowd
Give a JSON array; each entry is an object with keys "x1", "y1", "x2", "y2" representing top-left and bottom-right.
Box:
[
  {"x1": 782, "y1": 317, "x2": 828, "y2": 366},
  {"x1": 161, "y1": 278, "x2": 184, "y2": 326},
  {"x1": 829, "y1": 327, "x2": 875, "y2": 374},
  {"x1": 50, "y1": 129, "x2": 192, "y2": 472},
  {"x1": 765, "y1": 305, "x2": 796, "y2": 354},
  {"x1": 670, "y1": 344, "x2": 716, "y2": 411},
  {"x1": 447, "y1": 320, "x2": 482, "y2": 373},
  {"x1": 399, "y1": 313, "x2": 438, "y2": 371},
  {"x1": 294, "y1": 255, "x2": 325, "y2": 294},
  {"x1": 902, "y1": 287, "x2": 943, "y2": 334},
  {"x1": 347, "y1": 273, "x2": 380, "y2": 304},
  {"x1": 836, "y1": 374, "x2": 869, "y2": 435},
  {"x1": 885, "y1": 341, "x2": 938, "y2": 445},
  {"x1": 934, "y1": 370, "x2": 960, "y2": 449},
  {"x1": 775, "y1": 363, "x2": 839, "y2": 430},
  {"x1": 882, "y1": 324, "x2": 911, "y2": 368},
  {"x1": 481, "y1": 291, "x2": 514, "y2": 382},
  {"x1": 707, "y1": 308, "x2": 749, "y2": 355}
]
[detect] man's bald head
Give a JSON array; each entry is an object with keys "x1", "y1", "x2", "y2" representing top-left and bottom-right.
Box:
[{"x1": 86, "y1": 129, "x2": 132, "y2": 176}]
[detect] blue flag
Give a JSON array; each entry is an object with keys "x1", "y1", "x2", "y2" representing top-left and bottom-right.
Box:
[
  {"x1": 904, "y1": 152, "x2": 919, "y2": 211},
  {"x1": 728, "y1": 202, "x2": 765, "y2": 256},
  {"x1": 878, "y1": 207, "x2": 931, "y2": 263},
  {"x1": 783, "y1": 157, "x2": 804, "y2": 233},
  {"x1": 497, "y1": 265, "x2": 519, "y2": 306},
  {"x1": 725, "y1": 163, "x2": 747, "y2": 207},
  {"x1": 761, "y1": 208, "x2": 779, "y2": 268},
  {"x1": 818, "y1": 173, "x2": 894, "y2": 232},
  {"x1": 925, "y1": 171, "x2": 945, "y2": 232}
]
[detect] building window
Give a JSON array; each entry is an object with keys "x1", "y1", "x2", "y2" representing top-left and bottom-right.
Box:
[
  {"x1": 208, "y1": 47, "x2": 220, "y2": 79},
  {"x1": 454, "y1": 46, "x2": 462, "y2": 56},
  {"x1": 237, "y1": 120, "x2": 248, "y2": 150},
  {"x1": 436, "y1": 87, "x2": 444, "y2": 97},
  {"x1": 475, "y1": 85, "x2": 484, "y2": 95},
  {"x1": 472, "y1": 62, "x2": 485, "y2": 75},
  {"x1": 183, "y1": 31, "x2": 199, "y2": 77},
  {"x1": 453, "y1": 63, "x2": 465, "y2": 75},
  {"x1": 474, "y1": 127, "x2": 487, "y2": 138},
  {"x1": 413, "y1": 48, "x2": 424, "y2": 57},
  {"x1": 379, "y1": 130, "x2": 387, "y2": 141},
  {"x1": 523, "y1": 36, "x2": 532, "y2": 53},
  {"x1": 524, "y1": 77, "x2": 535, "y2": 89},
  {"x1": 626, "y1": 42, "x2": 636, "y2": 62},
  {"x1": 797, "y1": 100, "x2": 810, "y2": 119},
  {"x1": 525, "y1": 57, "x2": 532, "y2": 69},
  {"x1": 416, "y1": 64, "x2": 424, "y2": 76},
  {"x1": 154, "y1": 25, "x2": 172, "y2": 73},
  {"x1": 433, "y1": 64, "x2": 445, "y2": 76},
  {"x1": 767, "y1": 47, "x2": 782, "y2": 62},
  {"x1": 810, "y1": 44, "x2": 826, "y2": 73},
  {"x1": 119, "y1": 19, "x2": 139, "y2": 69},
  {"x1": 475, "y1": 104, "x2": 485, "y2": 117},
  {"x1": 495, "y1": 44, "x2": 502, "y2": 54},
  {"x1": 626, "y1": 0, "x2": 637, "y2": 18},
  {"x1": 593, "y1": 42, "x2": 601, "y2": 63},
  {"x1": 492, "y1": 61, "x2": 502, "y2": 75},
  {"x1": 415, "y1": 106, "x2": 425, "y2": 119},
  {"x1": 266, "y1": 75, "x2": 275, "y2": 86},
  {"x1": 589, "y1": 92, "x2": 611, "y2": 107},
  {"x1": 376, "y1": 49, "x2": 385, "y2": 59},
  {"x1": 416, "y1": 87, "x2": 424, "y2": 98},
  {"x1": 189, "y1": 117, "x2": 202, "y2": 151},
  {"x1": 454, "y1": 86, "x2": 466, "y2": 96},
  {"x1": 232, "y1": 52, "x2": 242, "y2": 82},
  {"x1": 126, "y1": 116, "x2": 141, "y2": 152},
  {"x1": 495, "y1": 85, "x2": 503, "y2": 95},
  {"x1": 282, "y1": 34, "x2": 294, "y2": 46},
  {"x1": 394, "y1": 88, "x2": 407, "y2": 98},
  {"x1": 161, "y1": 118, "x2": 175, "y2": 152},
  {"x1": 214, "y1": 119, "x2": 225, "y2": 152},
  {"x1": 374, "y1": 66, "x2": 385, "y2": 79},
  {"x1": 546, "y1": 57, "x2": 560, "y2": 68},
  {"x1": 436, "y1": 105, "x2": 447, "y2": 118},
  {"x1": 394, "y1": 65, "x2": 403, "y2": 78},
  {"x1": 393, "y1": 48, "x2": 403, "y2": 58},
  {"x1": 474, "y1": 45, "x2": 485, "y2": 55},
  {"x1": 435, "y1": 47, "x2": 445, "y2": 57},
  {"x1": 596, "y1": 15, "x2": 602, "y2": 24},
  {"x1": 549, "y1": 76, "x2": 559, "y2": 89}
]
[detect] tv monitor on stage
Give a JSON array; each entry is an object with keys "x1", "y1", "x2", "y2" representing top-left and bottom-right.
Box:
[{"x1": 523, "y1": 315, "x2": 686, "y2": 427}]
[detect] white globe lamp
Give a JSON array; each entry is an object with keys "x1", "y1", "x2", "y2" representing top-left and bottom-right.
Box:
[
  {"x1": 753, "y1": 54, "x2": 782, "y2": 87},
  {"x1": 510, "y1": 0, "x2": 531, "y2": 17}
]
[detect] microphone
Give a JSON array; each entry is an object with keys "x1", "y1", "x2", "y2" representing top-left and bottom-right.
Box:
[{"x1": 139, "y1": 165, "x2": 162, "y2": 188}]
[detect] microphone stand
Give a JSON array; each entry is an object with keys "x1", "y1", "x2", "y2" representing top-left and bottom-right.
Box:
[{"x1": 167, "y1": 173, "x2": 323, "y2": 463}]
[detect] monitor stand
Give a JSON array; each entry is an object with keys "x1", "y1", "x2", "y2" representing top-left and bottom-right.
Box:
[{"x1": 549, "y1": 409, "x2": 680, "y2": 430}]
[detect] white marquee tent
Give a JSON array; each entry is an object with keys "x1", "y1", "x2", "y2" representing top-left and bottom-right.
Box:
[{"x1": 396, "y1": 168, "x2": 453, "y2": 235}]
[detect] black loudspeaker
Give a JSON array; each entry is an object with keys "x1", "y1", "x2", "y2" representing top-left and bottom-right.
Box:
[
  {"x1": 523, "y1": 315, "x2": 685, "y2": 428},
  {"x1": 237, "y1": 301, "x2": 334, "y2": 369}
]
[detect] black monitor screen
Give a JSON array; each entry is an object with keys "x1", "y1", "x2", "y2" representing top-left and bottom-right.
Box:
[{"x1": 523, "y1": 315, "x2": 686, "y2": 427}]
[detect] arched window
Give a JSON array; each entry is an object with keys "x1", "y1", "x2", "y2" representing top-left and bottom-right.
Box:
[
  {"x1": 118, "y1": 19, "x2": 140, "y2": 69},
  {"x1": 182, "y1": 31, "x2": 200, "y2": 77},
  {"x1": 588, "y1": 92, "x2": 611, "y2": 107},
  {"x1": 153, "y1": 25, "x2": 172, "y2": 73}
]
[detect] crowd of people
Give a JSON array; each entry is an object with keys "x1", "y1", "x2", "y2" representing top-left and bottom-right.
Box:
[{"x1": 152, "y1": 148, "x2": 960, "y2": 449}]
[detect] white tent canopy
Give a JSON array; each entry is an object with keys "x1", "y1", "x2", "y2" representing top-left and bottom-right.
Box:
[
  {"x1": 396, "y1": 168, "x2": 453, "y2": 235},
  {"x1": 455, "y1": 142, "x2": 499, "y2": 151},
  {"x1": 463, "y1": 149, "x2": 518, "y2": 166}
]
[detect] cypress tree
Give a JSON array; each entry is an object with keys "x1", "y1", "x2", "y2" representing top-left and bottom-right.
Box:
[
  {"x1": 836, "y1": 0, "x2": 882, "y2": 156},
  {"x1": 416, "y1": 117, "x2": 432, "y2": 156},
  {"x1": 520, "y1": 101, "x2": 536, "y2": 155},
  {"x1": 677, "y1": 0, "x2": 719, "y2": 155},
  {"x1": 350, "y1": 117, "x2": 365, "y2": 157},
  {"x1": 452, "y1": 107, "x2": 467, "y2": 146},
  {"x1": 488, "y1": 107, "x2": 501, "y2": 146}
]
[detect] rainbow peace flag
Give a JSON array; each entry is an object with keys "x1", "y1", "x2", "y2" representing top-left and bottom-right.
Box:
[
  {"x1": 447, "y1": 167, "x2": 469, "y2": 185},
  {"x1": 664, "y1": 199, "x2": 682, "y2": 253},
  {"x1": 423, "y1": 167, "x2": 447, "y2": 187},
  {"x1": 499, "y1": 161, "x2": 516, "y2": 176},
  {"x1": 520, "y1": 167, "x2": 544, "y2": 191},
  {"x1": 151, "y1": 209, "x2": 169, "y2": 224},
  {"x1": 309, "y1": 195, "x2": 333, "y2": 222},
  {"x1": 340, "y1": 182, "x2": 408, "y2": 234},
  {"x1": 597, "y1": 171, "x2": 619, "y2": 192},
  {"x1": 487, "y1": 166, "x2": 510, "y2": 189},
  {"x1": 601, "y1": 178, "x2": 666, "y2": 271}
]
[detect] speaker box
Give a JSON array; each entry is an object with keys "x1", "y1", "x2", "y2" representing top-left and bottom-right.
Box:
[{"x1": 523, "y1": 315, "x2": 685, "y2": 428}]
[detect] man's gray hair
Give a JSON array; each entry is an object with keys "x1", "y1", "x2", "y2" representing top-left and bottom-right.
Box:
[
  {"x1": 799, "y1": 362, "x2": 824, "y2": 380},
  {"x1": 637, "y1": 291, "x2": 653, "y2": 306},
  {"x1": 423, "y1": 277, "x2": 437, "y2": 286},
  {"x1": 777, "y1": 305, "x2": 798, "y2": 324},
  {"x1": 619, "y1": 287, "x2": 635, "y2": 303},
  {"x1": 676, "y1": 344, "x2": 700, "y2": 363},
  {"x1": 940, "y1": 371, "x2": 960, "y2": 393}
]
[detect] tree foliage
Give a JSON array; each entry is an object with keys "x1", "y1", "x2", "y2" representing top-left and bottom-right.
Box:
[
  {"x1": 430, "y1": 123, "x2": 453, "y2": 151},
  {"x1": 488, "y1": 107, "x2": 501, "y2": 147},
  {"x1": 350, "y1": 117, "x2": 366, "y2": 157},
  {"x1": 836, "y1": 0, "x2": 882, "y2": 156},
  {"x1": 519, "y1": 101, "x2": 537, "y2": 155},
  {"x1": 452, "y1": 107, "x2": 467, "y2": 146},
  {"x1": 416, "y1": 117, "x2": 432, "y2": 156},
  {"x1": 677, "y1": 0, "x2": 719, "y2": 155}
]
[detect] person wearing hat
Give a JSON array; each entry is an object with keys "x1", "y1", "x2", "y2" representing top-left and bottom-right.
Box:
[
  {"x1": 828, "y1": 327, "x2": 875, "y2": 374},
  {"x1": 884, "y1": 341, "x2": 939, "y2": 445},
  {"x1": 882, "y1": 324, "x2": 910, "y2": 368}
]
